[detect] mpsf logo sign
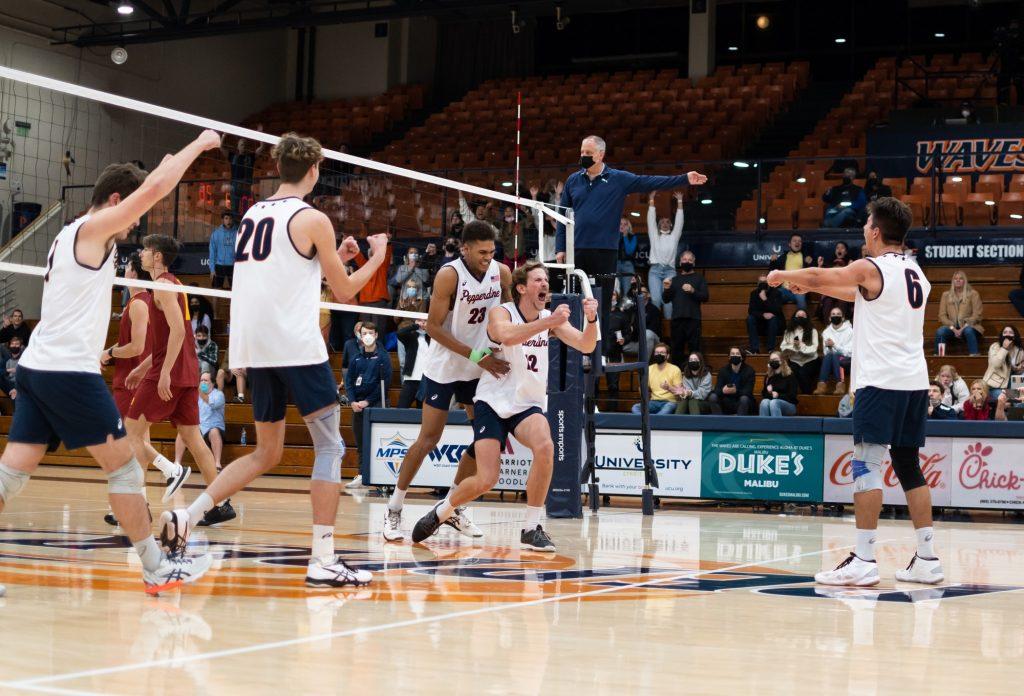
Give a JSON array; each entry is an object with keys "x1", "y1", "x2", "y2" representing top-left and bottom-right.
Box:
[{"x1": 375, "y1": 431, "x2": 411, "y2": 478}]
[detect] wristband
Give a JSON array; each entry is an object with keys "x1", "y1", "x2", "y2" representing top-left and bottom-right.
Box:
[
  {"x1": 587, "y1": 316, "x2": 598, "y2": 324},
  {"x1": 108, "y1": 347, "x2": 115, "y2": 360},
  {"x1": 470, "y1": 348, "x2": 492, "y2": 364}
]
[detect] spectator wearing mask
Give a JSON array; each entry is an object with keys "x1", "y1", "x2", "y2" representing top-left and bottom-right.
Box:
[
  {"x1": 779, "y1": 310, "x2": 821, "y2": 394},
  {"x1": 816, "y1": 307, "x2": 854, "y2": 395},
  {"x1": 353, "y1": 234, "x2": 394, "y2": 325},
  {"x1": 663, "y1": 250, "x2": 709, "y2": 367},
  {"x1": 863, "y1": 171, "x2": 892, "y2": 203},
  {"x1": 221, "y1": 131, "x2": 266, "y2": 213},
  {"x1": 670, "y1": 352, "x2": 712, "y2": 415},
  {"x1": 396, "y1": 319, "x2": 429, "y2": 408},
  {"x1": 174, "y1": 371, "x2": 226, "y2": 471},
  {"x1": 983, "y1": 325, "x2": 1024, "y2": 401},
  {"x1": 935, "y1": 364, "x2": 969, "y2": 413},
  {"x1": 195, "y1": 325, "x2": 219, "y2": 376},
  {"x1": 708, "y1": 346, "x2": 755, "y2": 415},
  {"x1": 746, "y1": 274, "x2": 784, "y2": 355},
  {"x1": 441, "y1": 235, "x2": 461, "y2": 265},
  {"x1": 936, "y1": 270, "x2": 984, "y2": 356},
  {"x1": 759, "y1": 351, "x2": 799, "y2": 417},
  {"x1": 208, "y1": 211, "x2": 237, "y2": 290},
  {"x1": 390, "y1": 248, "x2": 430, "y2": 300},
  {"x1": 927, "y1": 381, "x2": 958, "y2": 420},
  {"x1": 768, "y1": 234, "x2": 812, "y2": 311},
  {"x1": 0, "y1": 309, "x2": 31, "y2": 347},
  {"x1": 816, "y1": 241, "x2": 854, "y2": 322},
  {"x1": 346, "y1": 322, "x2": 392, "y2": 454},
  {"x1": 631, "y1": 343, "x2": 681, "y2": 415},
  {"x1": 6, "y1": 335, "x2": 23, "y2": 386},
  {"x1": 646, "y1": 191, "x2": 685, "y2": 313},
  {"x1": 617, "y1": 217, "x2": 639, "y2": 296},
  {"x1": 822, "y1": 167, "x2": 867, "y2": 228},
  {"x1": 420, "y1": 242, "x2": 441, "y2": 281},
  {"x1": 188, "y1": 291, "x2": 215, "y2": 335},
  {"x1": 963, "y1": 380, "x2": 1009, "y2": 420}
]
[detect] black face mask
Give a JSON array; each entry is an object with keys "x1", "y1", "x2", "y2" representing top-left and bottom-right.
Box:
[
  {"x1": 769, "y1": 360, "x2": 781, "y2": 370},
  {"x1": 688, "y1": 360, "x2": 701, "y2": 371},
  {"x1": 653, "y1": 354, "x2": 667, "y2": 365},
  {"x1": 757, "y1": 282, "x2": 768, "y2": 291},
  {"x1": 730, "y1": 356, "x2": 743, "y2": 366},
  {"x1": 9, "y1": 347, "x2": 21, "y2": 357},
  {"x1": 444, "y1": 243, "x2": 458, "y2": 253},
  {"x1": 579, "y1": 155, "x2": 595, "y2": 169},
  {"x1": 842, "y1": 176, "x2": 852, "y2": 185},
  {"x1": 830, "y1": 316, "x2": 843, "y2": 326},
  {"x1": 680, "y1": 262, "x2": 694, "y2": 273},
  {"x1": 1004, "y1": 335, "x2": 1017, "y2": 345}
]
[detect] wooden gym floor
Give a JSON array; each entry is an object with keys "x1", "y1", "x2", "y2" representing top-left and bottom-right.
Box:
[{"x1": 0, "y1": 467, "x2": 1021, "y2": 695}]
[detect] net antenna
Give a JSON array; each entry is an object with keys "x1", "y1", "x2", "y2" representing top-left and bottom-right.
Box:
[{"x1": 0, "y1": 65, "x2": 578, "y2": 321}]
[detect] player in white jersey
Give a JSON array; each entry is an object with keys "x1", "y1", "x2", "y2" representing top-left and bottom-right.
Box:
[
  {"x1": 161, "y1": 132, "x2": 386, "y2": 588},
  {"x1": 382, "y1": 220, "x2": 512, "y2": 542},
  {"x1": 412, "y1": 261, "x2": 598, "y2": 551},
  {"x1": 0, "y1": 130, "x2": 221, "y2": 596},
  {"x1": 769, "y1": 197, "x2": 944, "y2": 587}
]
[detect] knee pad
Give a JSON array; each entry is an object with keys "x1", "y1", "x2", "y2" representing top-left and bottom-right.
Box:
[
  {"x1": 852, "y1": 442, "x2": 886, "y2": 493},
  {"x1": 0, "y1": 463, "x2": 29, "y2": 504},
  {"x1": 107, "y1": 458, "x2": 145, "y2": 495},
  {"x1": 890, "y1": 446, "x2": 926, "y2": 491},
  {"x1": 306, "y1": 406, "x2": 344, "y2": 483}
]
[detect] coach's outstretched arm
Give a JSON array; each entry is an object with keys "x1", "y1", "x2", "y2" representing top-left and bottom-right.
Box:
[
  {"x1": 767, "y1": 259, "x2": 881, "y2": 302},
  {"x1": 551, "y1": 297, "x2": 599, "y2": 354},
  {"x1": 82, "y1": 129, "x2": 222, "y2": 242}
]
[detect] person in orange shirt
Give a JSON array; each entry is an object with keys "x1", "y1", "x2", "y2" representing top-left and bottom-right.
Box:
[{"x1": 353, "y1": 232, "x2": 393, "y2": 327}]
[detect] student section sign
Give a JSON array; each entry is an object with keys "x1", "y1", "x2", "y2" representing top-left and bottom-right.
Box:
[{"x1": 700, "y1": 432, "x2": 824, "y2": 502}]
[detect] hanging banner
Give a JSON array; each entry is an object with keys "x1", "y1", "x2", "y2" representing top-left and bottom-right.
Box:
[{"x1": 867, "y1": 124, "x2": 1024, "y2": 179}]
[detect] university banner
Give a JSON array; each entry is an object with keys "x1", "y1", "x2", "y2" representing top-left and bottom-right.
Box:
[
  {"x1": 867, "y1": 124, "x2": 1024, "y2": 179},
  {"x1": 950, "y1": 438, "x2": 1024, "y2": 509},
  {"x1": 700, "y1": 431, "x2": 824, "y2": 502},
  {"x1": 822, "y1": 435, "x2": 953, "y2": 506},
  {"x1": 592, "y1": 429, "x2": 702, "y2": 498}
]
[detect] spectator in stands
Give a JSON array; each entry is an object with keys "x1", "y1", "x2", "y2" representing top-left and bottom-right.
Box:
[
  {"x1": 397, "y1": 319, "x2": 429, "y2": 408},
  {"x1": 1009, "y1": 264, "x2": 1024, "y2": 318},
  {"x1": 822, "y1": 167, "x2": 867, "y2": 228},
  {"x1": 208, "y1": 211, "x2": 237, "y2": 289},
  {"x1": 216, "y1": 357, "x2": 246, "y2": 404},
  {"x1": 746, "y1": 274, "x2": 784, "y2": 355},
  {"x1": 936, "y1": 270, "x2": 984, "y2": 356},
  {"x1": 627, "y1": 285, "x2": 663, "y2": 352},
  {"x1": 188, "y1": 290, "x2": 215, "y2": 335},
  {"x1": 963, "y1": 380, "x2": 1009, "y2": 420},
  {"x1": 816, "y1": 241, "x2": 854, "y2": 321},
  {"x1": 0, "y1": 309, "x2": 31, "y2": 346},
  {"x1": 448, "y1": 211, "x2": 464, "y2": 238},
  {"x1": 816, "y1": 306, "x2": 853, "y2": 395},
  {"x1": 174, "y1": 371, "x2": 226, "y2": 471},
  {"x1": 780, "y1": 309, "x2": 821, "y2": 394},
  {"x1": 342, "y1": 321, "x2": 365, "y2": 371},
  {"x1": 441, "y1": 235, "x2": 460, "y2": 265},
  {"x1": 983, "y1": 325, "x2": 1024, "y2": 401},
  {"x1": 221, "y1": 128, "x2": 266, "y2": 214},
  {"x1": 863, "y1": 171, "x2": 892, "y2": 203},
  {"x1": 617, "y1": 217, "x2": 639, "y2": 296},
  {"x1": 769, "y1": 235, "x2": 812, "y2": 310},
  {"x1": 671, "y1": 352, "x2": 711, "y2": 415},
  {"x1": 631, "y1": 343, "x2": 681, "y2": 415},
  {"x1": 390, "y1": 248, "x2": 429, "y2": 300},
  {"x1": 928, "y1": 381, "x2": 958, "y2": 420},
  {"x1": 708, "y1": 347, "x2": 755, "y2": 415},
  {"x1": 555, "y1": 134, "x2": 706, "y2": 332},
  {"x1": 663, "y1": 250, "x2": 708, "y2": 368},
  {"x1": 195, "y1": 325, "x2": 218, "y2": 376},
  {"x1": 353, "y1": 234, "x2": 393, "y2": 325},
  {"x1": 497, "y1": 206, "x2": 522, "y2": 261},
  {"x1": 935, "y1": 364, "x2": 969, "y2": 413},
  {"x1": 646, "y1": 192, "x2": 685, "y2": 313},
  {"x1": 605, "y1": 290, "x2": 630, "y2": 399},
  {"x1": 6, "y1": 335, "x2": 23, "y2": 384},
  {"x1": 420, "y1": 242, "x2": 441, "y2": 281},
  {"x1": 759, "y1": 351, "x2": 799, "y2": 417},
  {"x1": 346, "y1": 322, "x2": 392, "y2": 454}
]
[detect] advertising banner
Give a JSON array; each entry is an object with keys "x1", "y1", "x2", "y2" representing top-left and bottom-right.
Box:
[
  {"x1": 700, "y1": 432, "x2": 824, "y2": 502},
  {"x1": 950, "y1": 438, "x2": 1024, "y2": 509},
  {"x1": 867, "y1": 124, "x2": 1024, "y2": 178},
  {"x1": 822, "y1": 435, "x2": 953, "y2": 506},
  {"x1": 593, "y1": 430, "x2": 702, "y2": 498}
]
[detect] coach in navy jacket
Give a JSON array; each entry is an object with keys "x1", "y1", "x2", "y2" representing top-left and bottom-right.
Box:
[{"x1": 554, "y1": 135, "x2": 707, "y2": 331}]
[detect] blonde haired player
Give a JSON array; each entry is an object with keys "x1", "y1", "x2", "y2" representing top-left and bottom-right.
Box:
[
  {"x1": 769, "y1": 197, "x2": 944, "y2": 586},
  {"x1": 161, "y1": 133, "x2": 388, "y2": 588},
  {"x1": 412, "y1": 262, "x2": 598, "y2": 551},
  {"x1": 0, "y1": 130, "x2": 222, "y2": 596}
]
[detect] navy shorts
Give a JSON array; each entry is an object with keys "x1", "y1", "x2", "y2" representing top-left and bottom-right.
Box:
[
  {"x1": 248, "y1": 361, "x2": 337, "y2": 422},
  {"x1": 422, "y1": 376, "x2": 479, "y2": 410},
  {"x1": 853, "y1": 386, "x2": 928, "y2": 448},
  {"x1": 10, "y1": 366, "x2": 126, "y2": 451},
  {"x1": 472, "y1": 400, "x2": 544, "y2": 443}
]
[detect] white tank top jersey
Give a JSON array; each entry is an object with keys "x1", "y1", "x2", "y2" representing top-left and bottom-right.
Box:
[
  {"x1": 20, "y1": 215, "x2": 116, "y2": 374},
  {"x1": 229, "y1": 197, "x2": 329, "y2": 368},
  {"x1": 422, "y1": 257, "x2": 503, "y2": 384},
  {"x1": 475, "y1": 302, "x2": 550, "y2": 419},
  {"x1": 852, "y1": 252, "x2": 931, "y2": 391}
]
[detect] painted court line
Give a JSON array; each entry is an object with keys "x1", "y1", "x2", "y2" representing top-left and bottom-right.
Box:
[{"x1": 3, "y1": 537, "x2": 883, "y2": 689}]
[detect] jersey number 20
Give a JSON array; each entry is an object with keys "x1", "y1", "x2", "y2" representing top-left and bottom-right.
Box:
[
  {"x1": 905, "y1": 268, "x2": 924, "y2": 309},
  {"x1": 236, "y1": 218, "x2": 274, "y2": 262}
]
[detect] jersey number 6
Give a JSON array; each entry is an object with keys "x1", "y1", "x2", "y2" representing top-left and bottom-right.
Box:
[
  {"x1": 905, "y1": 268, "x2": 924, "y2": 309},
  {"x1": 235, "y1": 218, "x2": 274, "y2": 262}
]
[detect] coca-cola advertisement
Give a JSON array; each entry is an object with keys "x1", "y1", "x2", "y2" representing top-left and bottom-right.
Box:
[
  {"x1": 950, "y1": 439, "x2": 1024, "y2": 509},
  {"x1": 822, "y1": 435, "x2": 953, "y2": 506}
]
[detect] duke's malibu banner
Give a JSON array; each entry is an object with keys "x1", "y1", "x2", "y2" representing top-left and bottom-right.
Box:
[
  {"x1": 951, "y1": 439, "x2": 1024, "y2": 509},
  {"x1": 593, "y1": 430, "x2": 702, "y2": 497},
  {"x1": 823, "y1": 435, "x2": 952, "y2": 506},
  {"x1": 700, "y1": 432, "x2": 823, "y2": 502}
]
